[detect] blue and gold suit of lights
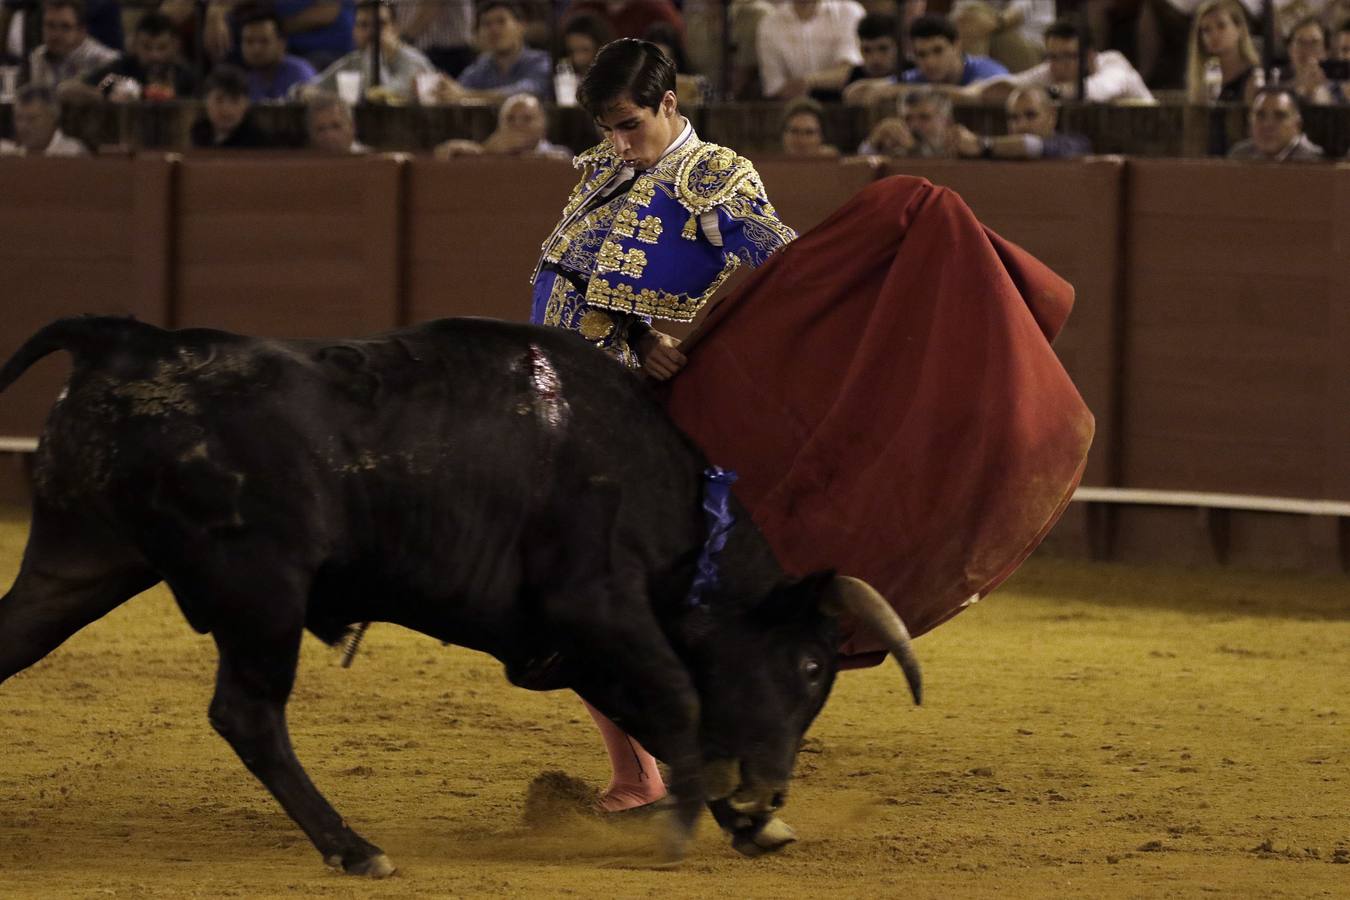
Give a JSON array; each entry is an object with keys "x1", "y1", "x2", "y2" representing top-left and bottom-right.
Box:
[{"x1": 530, "y1": 129, "x2": 797, "y2": 366}]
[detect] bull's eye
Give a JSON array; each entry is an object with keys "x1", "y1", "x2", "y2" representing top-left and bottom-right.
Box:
[{"x1": 802, "y1": 657, "x2": 823, "y2": 680}]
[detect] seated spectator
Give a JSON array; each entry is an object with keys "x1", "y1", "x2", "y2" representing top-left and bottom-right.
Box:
[
  {"x1": 563, "y1": 0, "x2": 683, "y2": 41},
  {"x1": 950, "y1": 0, "x2": 1053, "y2": 73},
  {"x1": 971, "y1": 18, "x2": 1154, "y2": 104},
  {"x1": 1226, "y1": 85, "x2": 1325, "y2": 160},
  {"x1": 757, "y1": 0, "x2": 866, "y2": 99},
  {"x1": 239, "y1": 5, "x2": 316, "y2": 102},
  {"x1": 855, "y1": 115, "x2": 916, "y2": 156},
  {"x1": 0, "y1": 83, "x2": 86, "y2": 154},
  {"x1": 900, "y1": 87, "x2": 957, "y2": 155},
  {"x1": 685, "y1": 0, "x2": 772, "y2": 98},
  {"x1": 780, "y1": 96, "x2": 840, "y2": 156},
  {"x1": 393, "y1": 0, "x2": 474, "y2": 76},
  {"x1": 561, "y1": 12, "x2": 612, "y2": 77},
  {"x1": 2, "y1": 0, "x2": 121, "y2": 63},
  {"x1": 1186, "y1": 0, "x2": 1261, "y2": 105},
  {"x1": 190, "y1": 64, "x2": 271, "y2": 147},
  {"x1": 1282, "y1": 15, "x2": 1342, "y2": 105},
  {"x1": 306, "y1": 91, "x2": 369, "y2": 152},
  {"x1": 838, "y1": 12, "x2": 901, "y2": 104},
  {"x1": 952, "y1": 84, "x2": 1091, "y2": 158},
  {"x1": 902, "y1": 14, "x2": 1008, "y2": 87},
  {"x1": 643, "y1": 21, "x2": 706, "y2": 106},
  {"x1": 24, "y1": 0, "x2": 118, "y2": 88},
  {"x1": 304, "y1": 0, "x2": 435, "y2": 102},
  {"x1": 434, "y1": 91, "x2": 571, "y2": 158},
  {"x1": 437, "y1": 0, "x2": 552, "y2": 102},
  {"x1": 204, "y1": 0, "x2": 356, "y2": 71},
  {"x1": 60, "y1": 11, "x2": 196, "y2": 104}
]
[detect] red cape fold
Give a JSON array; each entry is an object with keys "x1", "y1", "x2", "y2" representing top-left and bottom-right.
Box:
[{"x1": 661, "y1": 175, "x2": 1094, "y2": 665}]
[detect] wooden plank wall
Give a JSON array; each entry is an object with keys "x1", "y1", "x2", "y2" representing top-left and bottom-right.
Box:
[
  {"x1": 0, "y1": 157, "x2": 172, "y2": 436},
  {"x1": 3, "y1": 155, "x2": 1348, "y2": 550},
  {"x1": 404, "y1": 157, "x2": 580, "y2": 324},
  {"x1": 173, "y1": 156, "x2": 402, "y2": 337},
  {"x1": 1122, "y1": 160, "x2": 1349, "y2": 503}
]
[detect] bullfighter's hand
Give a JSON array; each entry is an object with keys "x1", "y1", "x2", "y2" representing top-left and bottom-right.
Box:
[{"x1": 638, "y1": 330, "x2": 687, "y2": 381}]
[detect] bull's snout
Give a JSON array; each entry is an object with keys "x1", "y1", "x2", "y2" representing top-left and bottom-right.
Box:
[{"x1": 726, "y1": 783, "x2": 787, "y2": 816}]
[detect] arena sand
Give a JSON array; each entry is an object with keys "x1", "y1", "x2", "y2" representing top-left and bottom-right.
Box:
[{"x1": 0, "y1": 507, "x2": 1345, "y2": 899}]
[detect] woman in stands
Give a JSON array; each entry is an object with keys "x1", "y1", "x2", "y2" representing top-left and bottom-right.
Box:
[{"x1": 1186, "y1": 0, "x2": 1262, "y2": 104}]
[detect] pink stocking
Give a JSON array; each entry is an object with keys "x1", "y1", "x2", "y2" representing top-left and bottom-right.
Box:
[{"x1": 581, "y1": 698, "x2": 667, "y2": 812}]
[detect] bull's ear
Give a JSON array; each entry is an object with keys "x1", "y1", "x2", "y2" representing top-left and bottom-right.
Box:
[{"x1": 754, "y1": 569, "x2": 837, "y2": 624}]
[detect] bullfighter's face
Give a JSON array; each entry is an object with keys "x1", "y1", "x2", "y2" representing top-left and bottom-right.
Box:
[{"x1": 594, "y1": 91, "x2": 682, "y2": 171}]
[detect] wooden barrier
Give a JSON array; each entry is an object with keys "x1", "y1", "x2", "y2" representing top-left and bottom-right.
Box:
[
  {"x1": 1, "y1": 155, "x2": 1347, "y2": 571},
  {"x1": 403, "y1": 156, "x2": 580, "y2": 323},
  {"x1": 173, "y1": 155, "x2": 403, "y2": 337},
  {"x1": 754, "y1": 159, "x2": 880, "y2": 235},
  {"x1": 1121, "y1": 159, "x2": 1350, "y2": 504},
  {"x1": 0, "y1": 156, "x2": 173, "y2": 437}
]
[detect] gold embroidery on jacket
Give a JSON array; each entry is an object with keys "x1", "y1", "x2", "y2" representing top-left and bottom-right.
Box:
[
  {"x1": 579, "y1": 309, "x2": 616, "y2": 340},
  {"x1": 636, "y1": 215, "x2": 663, "y2": 244}
]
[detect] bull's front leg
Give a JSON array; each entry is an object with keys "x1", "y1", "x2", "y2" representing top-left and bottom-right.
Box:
[
  {"x1": 550, "y1": 601, "x2": 705, "y2": 862},
  {"x1": 207, "y1": 594, "x2": 393, "y2": 877}
]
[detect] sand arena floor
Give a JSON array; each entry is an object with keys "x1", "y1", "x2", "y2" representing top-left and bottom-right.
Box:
[{"x1": 0, "y1": 507, "x2": 1346, "y2": 898}]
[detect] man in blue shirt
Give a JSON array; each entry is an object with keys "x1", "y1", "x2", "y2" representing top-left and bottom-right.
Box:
[
  {"x1": 239, "y1": 7, "x2": 316, "y2": 101},
  {"x1": 901, "y1": 14, "x2": 1006, "y2": 86},
  {"x1": 437, "y1": 0, "x2": 551, "y2": 101}
]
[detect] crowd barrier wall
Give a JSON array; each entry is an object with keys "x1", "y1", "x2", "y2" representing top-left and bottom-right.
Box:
[
  {"x1": 1, "y1": 155, "x2": 1346, "y2": 571},
  {"x1": 0, "y1": 157, "x2": 172, "y2": 436}
]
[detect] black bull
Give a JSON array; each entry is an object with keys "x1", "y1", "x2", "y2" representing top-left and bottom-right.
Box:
[{"x1": 0, "y1": 316, "x2": 920, "y2": 873}]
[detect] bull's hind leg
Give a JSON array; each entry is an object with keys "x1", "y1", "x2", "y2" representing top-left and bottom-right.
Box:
[
  {"x1": 0, "y1": 502, "x2": 159, "y2": 684},
  {"x1": 203, "y1": 572, "x2": 393, "y2": 877}
]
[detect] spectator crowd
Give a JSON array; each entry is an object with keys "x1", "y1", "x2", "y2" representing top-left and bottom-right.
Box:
[{"x1": 1, "y1": 0, "x2": 1348, "y2": 160}]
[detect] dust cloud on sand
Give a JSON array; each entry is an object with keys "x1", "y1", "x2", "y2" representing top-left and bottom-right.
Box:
[{"x1": 0, "y1": 509, "x2": 1346, "y2": 898}]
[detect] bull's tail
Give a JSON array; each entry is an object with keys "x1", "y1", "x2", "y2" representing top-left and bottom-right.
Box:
[{"x1": 0, "y1": 316, "x2": 159, "y2": 395}]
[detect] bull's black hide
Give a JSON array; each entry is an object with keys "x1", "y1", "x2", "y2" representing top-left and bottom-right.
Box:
[{"x1": 0, "y1": 316, "x2": 917, "y2": 874}]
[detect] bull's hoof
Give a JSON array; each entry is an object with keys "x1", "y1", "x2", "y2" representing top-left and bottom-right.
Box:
[
  {"x1": 730, "y1": 816, "x2": 797, "y2": 858},
  {"x1": 658, "y1": 814, "x2": 693, "y2": 866},
  {"x1": 327, "y1": 852, "x2": 397, "y2": 878}
]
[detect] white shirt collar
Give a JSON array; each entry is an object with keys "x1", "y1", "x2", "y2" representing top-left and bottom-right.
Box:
[{"x1": 656, "y1": 117, "x2": 693, "y2": 164}]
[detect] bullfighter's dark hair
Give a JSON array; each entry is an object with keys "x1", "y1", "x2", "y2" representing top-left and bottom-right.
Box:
[
  {"x1": 909, "y1": 14, "x2": 958, "y2": 44},
  {"x1": 857, "y1": 13, "x2": 897, "y2": 42},
  {"x1": 204, "y1": 64, "x2": 249, "y2": 99},
  {"x1": 579, "y1": 38, "x2": 676, "y2": 116}
]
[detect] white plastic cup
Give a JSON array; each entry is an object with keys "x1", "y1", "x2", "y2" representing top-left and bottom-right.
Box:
[
  {"x1": 336, "y1": 70, "x2": 362, "y2": 106},
  {"x1": 0, "y1": 66, "x2": 18, "y2": 104},
  {"x1": 415, "y1": 71, "x2": 440, "y2": 106}
]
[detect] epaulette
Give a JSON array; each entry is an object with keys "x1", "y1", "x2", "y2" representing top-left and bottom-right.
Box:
[
  {"x1": 673, "y1": 143, "x2": 760, "y2": 217},
  {"x1": 573, "y1": 141, "x2": 620, "y2": 173}
]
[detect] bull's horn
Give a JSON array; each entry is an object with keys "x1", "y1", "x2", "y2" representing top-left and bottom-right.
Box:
[{"x1": 824, "y1": 576, "x2": 922, "y2": 705}]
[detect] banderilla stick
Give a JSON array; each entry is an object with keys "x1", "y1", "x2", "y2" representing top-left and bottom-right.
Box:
[{"x1": 341, "y1": 622, "x2": 371, "y2": 668}]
